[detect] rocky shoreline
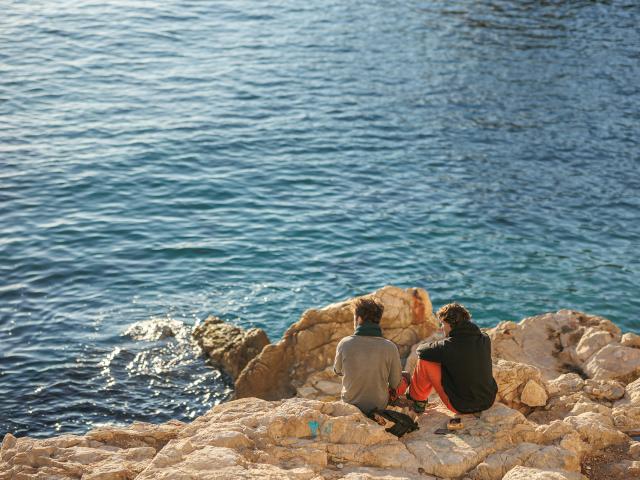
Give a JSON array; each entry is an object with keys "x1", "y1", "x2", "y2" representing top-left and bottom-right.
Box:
[{"x1": 2, "y1": 286, "x2": 640, "y2": 479}]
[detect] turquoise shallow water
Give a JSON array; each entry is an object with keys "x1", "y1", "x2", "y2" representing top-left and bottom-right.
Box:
[{"x1": 1, "y1": 0, "x2": 639, "y2": 438}]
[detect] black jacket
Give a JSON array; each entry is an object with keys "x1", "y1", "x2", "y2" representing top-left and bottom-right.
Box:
[{"x1": 417, "y1": 321, "x2": 497, "y2": 413}]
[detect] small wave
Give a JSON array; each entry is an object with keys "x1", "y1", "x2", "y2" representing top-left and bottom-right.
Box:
[{"x1": 122, "y1": 317, "x2": 190, "y2": 341}]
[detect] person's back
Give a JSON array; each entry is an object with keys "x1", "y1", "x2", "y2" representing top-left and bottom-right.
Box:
[
  {"x1": 417, "y1": 319, "x2": 496, "y2": 413},
  {"x1": 333, "y1": 298, "x2": 402, "y2": 414},
  {"x1": 408, "y1": 303, "x2": 497, "y2": 414}
]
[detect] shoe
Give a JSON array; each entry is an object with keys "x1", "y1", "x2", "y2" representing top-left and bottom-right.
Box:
[{"x1": 447, "y1": 417, "x2": 464, "y2": 430}]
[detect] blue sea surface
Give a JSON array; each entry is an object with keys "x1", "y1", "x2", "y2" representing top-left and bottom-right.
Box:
[{"x1": 1, "y1": 0, "x2": 639, "y2": 438}]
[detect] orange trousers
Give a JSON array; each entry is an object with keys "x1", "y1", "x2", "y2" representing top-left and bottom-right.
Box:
[{"x1": 404, "y1": 360, "x2": 458, "y2": 413}]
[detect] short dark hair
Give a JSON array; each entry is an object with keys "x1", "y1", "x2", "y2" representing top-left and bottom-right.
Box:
[
  {"x1": 354, "y1": 298, "x2": 384, "y2": 324},
  {"x1": 437, "y1": 303, "x2": 471, "y2": 328}
]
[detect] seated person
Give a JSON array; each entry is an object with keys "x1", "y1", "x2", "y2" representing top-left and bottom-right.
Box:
[
  {"x1": 406, "y1": 303, "x2": 498, "y2": 414},
  {"x1": 333, "y1": 298, "x2": 403, "y2": 415}
]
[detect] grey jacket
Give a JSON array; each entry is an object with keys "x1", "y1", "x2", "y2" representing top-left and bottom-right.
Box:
[{"x1": 333, "y1": 334, "x2": 402, "y2": 414}]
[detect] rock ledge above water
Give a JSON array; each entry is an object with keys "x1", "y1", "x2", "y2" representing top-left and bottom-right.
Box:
[{"x1": 3, "y1": 286, "x2": 640, "y2": 480}]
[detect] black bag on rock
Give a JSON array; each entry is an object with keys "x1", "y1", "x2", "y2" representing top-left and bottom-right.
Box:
[{"x1": 368, "y1": 409, "x2": 419, "y2": 438}]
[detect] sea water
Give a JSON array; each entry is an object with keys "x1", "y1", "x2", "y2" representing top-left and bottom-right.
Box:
[{"x1": 1, "y1": 0, "x2": 639, "y2": 437}]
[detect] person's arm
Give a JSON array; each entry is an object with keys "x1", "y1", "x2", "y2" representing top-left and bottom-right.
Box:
[
  {"x1": 416, "y1": 338, "x2": 447, "y2": 363},
  {"x1": 388, "y1": 343, "x2": 402, "y2": 389},
  {"x1": 333, "y1": 340, "x2": 344, "y2": 376}
]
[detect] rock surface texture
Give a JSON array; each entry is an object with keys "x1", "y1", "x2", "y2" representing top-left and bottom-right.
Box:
[
  {"x1": 192, "y1": 315, "x2": 270, "y2": 379},
  {"x1": 2, "y1": 288, "x2": 639, "y2": 480},
  {"x1": 235, "y1": 286, "x2": 437, "y2": 400}
]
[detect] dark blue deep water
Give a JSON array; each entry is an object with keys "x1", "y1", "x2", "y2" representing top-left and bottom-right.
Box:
[{"x1": 1, "y1": 0, "x2": 639, "y2": 438}]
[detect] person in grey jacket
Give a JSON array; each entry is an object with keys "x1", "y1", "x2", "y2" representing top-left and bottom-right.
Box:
[{"x1": 333, "y1": 297, "x2": 403, "y2": 414}]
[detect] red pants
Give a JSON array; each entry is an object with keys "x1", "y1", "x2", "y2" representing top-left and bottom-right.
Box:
[{"x1": 406, "y1": 360, "x2": 458, "y2": 413}]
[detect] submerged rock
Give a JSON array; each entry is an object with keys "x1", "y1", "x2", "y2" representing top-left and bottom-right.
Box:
[
  {"x1": 192, "y1": 315, "x2": 270, "y2": 379},
  {"x1": 124, "y1": 317, "x2": 190, "y2": 341}
]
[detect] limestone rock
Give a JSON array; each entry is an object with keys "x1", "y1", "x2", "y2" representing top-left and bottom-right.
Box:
[
  {"x1": 192, "y1": 315, "x2": 270, "y2": 379},
  {"x1": 488, "y1": 310, "x2": 621, "y2": 380},
  {"x1": 235, "y1": 286, "x2": 437, "y2": 400},
  {"x1": 136, "y1": 398, "x2": 421, "y2": 479},
  {"x1": 502, "y1": 466, "x2": 587, "y2": 480},
  {"x1": 546, "y1": 373, "x2": 584, "y2": 397},
  {"x1": 40, "y1": 400, "x2": 537, "y2": 480},
  {"x1": 629, "y1": 441, "x2": 640, "y2": 459},
  {"x1": 5, "y1": 298, "x2": 640, "y2": 480},
  {"x1": 493, "y1": 359, "x2": 547, "y2": 411},
  {"x1": 563, "y1": 412, "x2": 628, "y2": 450},
  {"x1": 535, "y1": 420, "x2": 576, "y2": 445},
  {"x1": 558, "y1": 431, "x2": 591, "y2": 460},
  {"x1": 404, "y1": 332, "x2": 441, "y2": 374},
  {"x1": 469, "y1": 442, "x2": 580, "y2": 480},
  {"x1": 296, "y1": 366, "x2": 342, "y2": 402},
  {"x1": 594, "y1": 459, "x2": 640, "y2": 479},
  {"x1": 568, "y1": 401, "x2": 612, "y2": 417},
  {"x1": 527, "y1": 391, "x2": 597, "y2": 425},
  {"x1": 622, "y1": 332, "x2": 640, "y2": 348},
  {"x1": 521, "y1": 380, "x2": 548, "y2": 407},
  {"x1": 583, "y1": 343, "x2": 640, "y2": 383},
  {"x1": 583, "y1": 378, "x2": 625, "y2": 401},
  {"x1": 403, "y1": 403, "x2": 540, "y2": 479},
  {"x1": 613, "y1": 377, "x2": 640, "y2": 430},
  {"x1": 0, "y1": 420, "x2": 184, "y2": 480},
  {"x1": 575, "y1": 327, "x2": 614, "y2": 362}
]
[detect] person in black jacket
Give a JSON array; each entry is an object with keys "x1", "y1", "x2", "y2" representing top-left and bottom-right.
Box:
[{"x1": 406, "y1": 303, "x2": 498, "y2": 414}]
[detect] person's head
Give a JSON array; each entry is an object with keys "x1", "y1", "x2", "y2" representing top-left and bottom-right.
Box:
[
  {"x1": 353, "y1": 298, "x2": 384, "y2": 327},
  {"x1": 436, "y1": 303, "x2": 471, "y2": 336}
]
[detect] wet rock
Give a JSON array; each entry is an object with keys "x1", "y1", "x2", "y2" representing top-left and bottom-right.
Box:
[
  {"x1": 124, "y1": 318, "x2": 189, "y2": 341},
  {"x1": 235, "y1": 286, "x2": 437, "y2": 400},
  {"x1": 192, "y1": 315, "x2": 270, "y2": 379}
]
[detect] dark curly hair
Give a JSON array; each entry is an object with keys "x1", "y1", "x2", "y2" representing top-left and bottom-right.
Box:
[
  {"x1": 354, "y1": 298, "x2": 384, "y2": 324},
  {"x1": 437, "y1": 303, "x2": 471, "y2": 328}
]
